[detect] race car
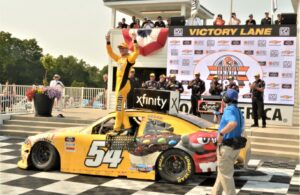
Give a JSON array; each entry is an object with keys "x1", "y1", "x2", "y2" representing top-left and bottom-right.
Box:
[{"x1": 18, "y1": 109, "x2": 250, "y2": 183}]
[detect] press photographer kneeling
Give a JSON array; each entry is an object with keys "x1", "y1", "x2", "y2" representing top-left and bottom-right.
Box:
[{"x1": 212, "y1": 89, "x2": 246, "y2": 195}]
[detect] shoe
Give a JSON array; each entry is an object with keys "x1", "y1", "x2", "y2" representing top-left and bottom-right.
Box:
[
  {"x1": 251, "y1": 124, "x2": 259, "y2": 127},
  {"x1": 262, "y1": 125, "x2": 266, "y2": 128}
]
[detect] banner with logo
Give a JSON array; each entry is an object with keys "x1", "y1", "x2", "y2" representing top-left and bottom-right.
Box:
[
  {"x1": 167, "y1": 25, "x2": 297, "y2": 105},
  {"x1": 133, "y1": 89, "x2": 180, "y2": 114}
]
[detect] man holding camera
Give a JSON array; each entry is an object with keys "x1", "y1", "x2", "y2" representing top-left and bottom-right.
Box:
[{"x1": 212, "y1": 89, "x2": 244, "y2": 195}]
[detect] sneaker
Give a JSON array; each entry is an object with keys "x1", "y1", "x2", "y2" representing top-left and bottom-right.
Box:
[{"x1": 251, "y1": 124, "x2": 259, "y2": 127}]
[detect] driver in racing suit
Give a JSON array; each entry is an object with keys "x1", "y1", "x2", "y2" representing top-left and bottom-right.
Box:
[{"x1": 106, "y1": 32, "x2": 139, "y2": 134}]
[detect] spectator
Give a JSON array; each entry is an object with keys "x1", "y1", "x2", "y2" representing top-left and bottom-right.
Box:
[
  {"x1": 50, "y1": 74, "x2": 64, "y2": 111},
  {"x1": 261, "y1": 12, "x2": 271, "y2": 25},
  {"x1": 154, "y1": 16, "x2": 166, "y2": 28},
  {"x1": 166, "y1": 18, "x2": 172, "y2": 28},
  {"x1": 102, "y1": 74, "x2": 108, "y2": 109},
  {"x1": 228, "y1": 12, "x2": 241, "y2": 25},
  {"x1": 1, "y1": 81, "x2": 16, "y2": 113},
  {"x1": 142, "y1": 73, "x2": 158, "y2": 89},
  {"x1": 225, "y1": 76, "x2": 239, "y2": 92},
  {"x1": 246, "y1": 14, "x2": 256, "y2": 25},
  {"x1": 166, "y1": 74, "x2": 184, "y2": 93},
  {"x1": 121, "y1": 18, "x2": 128, "y2": 28},
  {"x1": 275, "y1": 14, "x2": 283, "y2": 25},
  {"x1": 116, "y1": 22, "x2": 122, "y2": 29},
  {"x1": 213, "y1": 14, "x2": 225, "y2": 26},
  {"x1": 187, "y1": 73, "x2": 206, "y2": 116},
  {"x1": 142, "y1": 19, "x2": 154, "y2": 29},
  {"x1": 133, "y1": 19, "x2": 140, "y2": 29},
  {"x1": 141, "y1": 17, "x2": 148, "y2": 27},
  {"x1": 209, "y1": 75, "x2": 223, "y2": 95},
  {"x1": 127, "y1": 68, "x2": 139, "y2": 108},
  {"x1": 129, "y1": 16, "x2": 137, "y2": 28},
  {"x1": 157, "y1": 74, "x2": 167, "y2": 90}
]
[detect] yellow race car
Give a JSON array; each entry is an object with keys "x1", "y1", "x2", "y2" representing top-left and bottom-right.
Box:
[{"x1": 18, "y1": 110, "x2": 250, "y2": 183}]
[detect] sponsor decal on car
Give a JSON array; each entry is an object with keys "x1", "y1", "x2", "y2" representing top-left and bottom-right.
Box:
[{"x1": 65, "y1": 136, "x2": 76, "y2": 152}]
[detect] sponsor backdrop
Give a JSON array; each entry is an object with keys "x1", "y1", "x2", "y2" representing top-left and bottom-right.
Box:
[{"x1": 167, "y1": 25, "x2": 297, "y2": 105}]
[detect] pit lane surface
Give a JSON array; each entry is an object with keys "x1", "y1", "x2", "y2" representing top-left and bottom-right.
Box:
[{"x1": 0, "y1": 136, "x2": 299, "y2": 195}]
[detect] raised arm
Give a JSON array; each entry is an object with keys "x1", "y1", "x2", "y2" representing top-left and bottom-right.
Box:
[
  {"x1": 128, "y1": 33, "x2": 139, "y2": 63},
  {"x1": 106, "y1": 33, "x2": 120, "y2": 62}
]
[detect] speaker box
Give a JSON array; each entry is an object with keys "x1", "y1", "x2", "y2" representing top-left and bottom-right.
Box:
[
  {"x1": 281, "y1": 13, "x2": 297, "y2": 25},
  {"x1": 170, "y1": 16, "x2": 186, "y2": 26}
]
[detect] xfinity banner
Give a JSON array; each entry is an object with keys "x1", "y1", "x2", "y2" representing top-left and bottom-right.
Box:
[
  {"x1": 133, "y1": 89, "x2": 180, "y2": 114},
  {"x1": 167, "y1": 25, "x2": 297, "y2": 105}
]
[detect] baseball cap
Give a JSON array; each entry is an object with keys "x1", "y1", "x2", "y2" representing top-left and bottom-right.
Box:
[
  {"x1": 118, "y1": 42, "x2": 128, "y2": 49},
  {"x1": 254, "y1": 73, "x2": 260, "y2": 77},
  {"x1": 150, "y1": 73, "x2": 155, "y2": 77},
  {"x1": 130, "y1": 68, "x2": 135, "y2": 73},
  {"x1": 225, "y1": 89, "x2": 238, "y2": 101},
  {"x1": 194, "y1": 72, "x2": 200, "y2": 76}
]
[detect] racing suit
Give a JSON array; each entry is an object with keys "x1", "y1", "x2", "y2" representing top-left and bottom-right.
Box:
[{"x1": 106, "y1": 41, "x2": 139, "y2": 130}]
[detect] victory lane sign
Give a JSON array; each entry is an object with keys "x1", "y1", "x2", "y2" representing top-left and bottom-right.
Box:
[{"x1": 133, "y1": 89, "x2": 180, "y2": 114}]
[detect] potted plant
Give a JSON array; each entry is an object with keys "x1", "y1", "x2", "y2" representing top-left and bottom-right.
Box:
[{"x1": 26, "y1": 86, "x2": 61, "y2": 117}]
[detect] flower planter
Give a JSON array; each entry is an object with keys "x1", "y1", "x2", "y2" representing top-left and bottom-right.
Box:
[{"x1": 34, "y1": 93, "x2": 54, "y2": 117}]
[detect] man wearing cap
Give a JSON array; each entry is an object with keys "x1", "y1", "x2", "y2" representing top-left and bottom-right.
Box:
[
  {"x1": 212, "y1": 89, "x2": 244, "y2": 195},
  {"x1": 188, "y1": 72, "x2": 206, "y2": 116},
  {"x1": 225, "y1": 76, "x2": 239, "y2": 92},
  {"x1": 209, "y1": 75, "x2": 223, "y2": 95},
  {"x1": 127, "y1": 68, "x2": 139, "y2": 109},
  {"x1": 143, "y1": 73, "x2": 158, "y2": 89},
  {"x1": 106, "y1": 32, "x2": 139, "y2": 133},
  {"x1": 166, "y1": 74, "x2": 184, "y2": 93},
  {"x1": 157, "y1": 74, "x2": 167, "y2": 90},
  {"x1": 250, "y1": 73, "x2": 266, "y2": 128}
]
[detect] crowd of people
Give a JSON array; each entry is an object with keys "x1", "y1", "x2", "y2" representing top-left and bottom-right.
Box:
[
  {"x1": 213, "y1": 12, "x2": 284, "y2": 26},
  {"x1": 116, "y1": 11, "x2": 285, "y2": 29}
]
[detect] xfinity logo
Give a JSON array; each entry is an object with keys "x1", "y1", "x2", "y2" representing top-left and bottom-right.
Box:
[{"x1": 136, "y1": 94, "x2": 167, "y2": 109}]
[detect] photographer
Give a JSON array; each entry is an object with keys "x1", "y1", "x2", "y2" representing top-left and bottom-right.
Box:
[{"x1": 212, "y1": 89, "x2": 244, "y2": 195}]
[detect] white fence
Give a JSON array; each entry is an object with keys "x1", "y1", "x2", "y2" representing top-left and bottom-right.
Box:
[{"x1": 0, "y1": 84, "x2": 106, "y2": 114}]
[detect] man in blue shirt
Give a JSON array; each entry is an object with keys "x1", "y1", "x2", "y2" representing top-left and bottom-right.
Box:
[{"x1": 212, "y1": 89, "x2": 244, "y2": 195}]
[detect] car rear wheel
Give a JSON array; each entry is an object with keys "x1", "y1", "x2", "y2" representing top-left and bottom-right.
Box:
[
  {"x1": 157, "y1": 149, "x2": 194, "y2": 183},
  {"x1": 31, "y1": 142, "x2": 59, "y2": 171}
]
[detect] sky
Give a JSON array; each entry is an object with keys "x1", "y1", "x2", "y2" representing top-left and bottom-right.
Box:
[{"x1": 0, "y1": 0, "x2": 294, "y2": 70}]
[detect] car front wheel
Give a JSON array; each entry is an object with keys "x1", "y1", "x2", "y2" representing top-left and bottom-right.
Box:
[
  {"x1": 30, "y1": 142, "x2": 59, "y2": 171},
  {"x1": 157, "y1": 149, "x2": 194, "y2": 183}
]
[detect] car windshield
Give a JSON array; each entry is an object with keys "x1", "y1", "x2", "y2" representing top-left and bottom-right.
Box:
[{"x1": 174, "y1": 112, "x2": 215, "y2": 128}]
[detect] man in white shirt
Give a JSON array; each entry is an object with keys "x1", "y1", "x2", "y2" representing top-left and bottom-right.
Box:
[
  {"x1": 228, "y1": 12, "x2": 241, "y2": 25},
  {"x1": 50, "y1": 74, "x2": 64, "y2": 111}
]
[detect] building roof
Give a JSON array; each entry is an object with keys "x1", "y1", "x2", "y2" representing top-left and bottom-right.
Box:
[{"x1": 103, "y1": 0, "x2": 214, "y2": 20}]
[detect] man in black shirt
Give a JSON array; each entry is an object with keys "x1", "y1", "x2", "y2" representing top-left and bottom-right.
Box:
[
  {"x1": 188, "y1": 72, "x2": 206, "y2": 116},
  {"x1": 129, "y1": 16, "x2": 137, "y2": 28},
  {"x1": 166, "y1": 74, "x2": 184, "y2": 93},
  {"x1": 127, "y1": 68, "x2": 139, "y2": 108},
  {"x1": 225, "y1": 76, "x2": 239, "y2": 92},
  {"x1": 154, "y1": 16, "x2": 166, "y2": 28},
  {"x1": 246, "y1": 14, "x2": 256, "y2": 25},
  {"x1": 157, "y1": 74, "x2": 167, "y2": 90},
  {"x1": 209, "y1": 75, "x2": 223, "y2": 95},
  {"x1": 261, "y1": 12, "x2": 271, "y2": 25},
  {"x1": 250, "y1": 73, "x2": 266, "y2": 128},
  {"x1": 275, "y1": 14, "x2": 283, "y2": 25},
  {"x1": 121, "y1": 18, "x2": 128, "y2": 28},
  {"x1": 143, "y1": 73, "x2": 158, "y2": 89}
]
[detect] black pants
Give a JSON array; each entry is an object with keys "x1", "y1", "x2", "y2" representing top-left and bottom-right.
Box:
[
  {"x1": 127, "y1": 92, "x2": 134, "y2": 109},
  {"x1": 191, "y1": 95, "x2": 200, "y2": 116},
  {"x1": 252, "y1": 97, "x2": 266, "y2": 125}
]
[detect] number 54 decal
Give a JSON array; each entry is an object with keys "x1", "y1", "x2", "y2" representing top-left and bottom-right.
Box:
[{"x1": 85, "y1": 140, "x2": 123, "y2": 168}]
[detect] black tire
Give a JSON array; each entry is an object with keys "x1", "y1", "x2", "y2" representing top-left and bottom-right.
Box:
[
  {"x1": 156, "y1": 149, "x2": 194, "y2": 183},
  {"x1": 30, "y1": 142, "x2": 59, "y2": 171}
]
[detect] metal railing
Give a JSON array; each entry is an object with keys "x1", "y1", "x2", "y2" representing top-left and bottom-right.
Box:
[{"x1": 0, "y1": 84, "x2": 107, "y2": 115}]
